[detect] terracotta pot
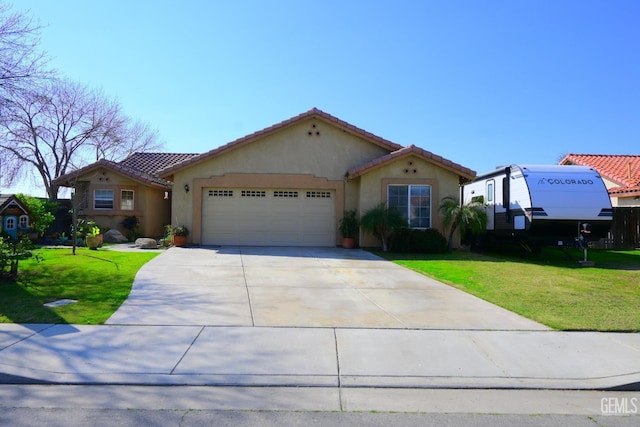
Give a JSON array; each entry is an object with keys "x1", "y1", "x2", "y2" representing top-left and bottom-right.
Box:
[
  {"x1": 85, "y1": 235, "x2": 101, "y2": 250},
  {"x1": 173, "y1": 235, "x2": 188, "y2": 247},
  {"x1": 342, "y1": 237, "x2": 356, "y2": 249}
]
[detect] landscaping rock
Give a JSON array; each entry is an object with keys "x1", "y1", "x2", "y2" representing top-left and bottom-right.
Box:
[
  {"x1": 103, "y1": 229, "x2": 128, "y2": 243},
  {"x1": 134, "y1": 237, "x2": 158, "y2": 249}
]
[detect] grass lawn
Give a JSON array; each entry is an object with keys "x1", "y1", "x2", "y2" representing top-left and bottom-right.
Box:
[
  {"x1": 0, "y1": 247, "x2": 159, "y2": 324},
  {"x1": 378, "y1": 248, "x2": 640, "y2": 331}
]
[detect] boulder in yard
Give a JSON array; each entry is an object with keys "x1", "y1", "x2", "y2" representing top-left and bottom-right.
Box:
[
  {"x1": 134, "y1": 237, "x2": 158, "y2": 249},
  {"x1": 103, "y1": 229, "x2": 128, "y2": 243}
]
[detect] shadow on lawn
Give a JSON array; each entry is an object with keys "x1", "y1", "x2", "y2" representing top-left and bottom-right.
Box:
[
  {"x1": 376, "y1": 246, "x2": 640, "y2": 271},
  {"x1": 0, "y1": 275, "x2": 71, "y2": 324},
  {"x1": 497, "y1": 247, "x2": 640, "y2": 271}
]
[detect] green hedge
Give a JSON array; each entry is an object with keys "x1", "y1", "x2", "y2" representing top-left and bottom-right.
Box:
[{"x1": 390, "y1": 228, "x2": 448, "y2": 253}]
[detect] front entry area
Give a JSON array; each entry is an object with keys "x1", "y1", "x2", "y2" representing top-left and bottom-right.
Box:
[{"x1": 201, "y1": 188, "x2": 336, "y2": 246}]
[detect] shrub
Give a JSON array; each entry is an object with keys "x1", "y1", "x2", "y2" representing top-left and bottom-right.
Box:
[
  {"x1": 416, "y1": 228, "x2": 448, "y2": 253},
  {"x1": 121, "y1": 216, "x2": 141, "y2": 241},
  {"x1": 16, "y1": 194, "x2": 56, "y2": 237},
  {"x1": 0, "y1": 236, "x2": 35, "y2": 279},
  {"x1": 390, "y1": 228, "x2": 448, "y2": 254}
]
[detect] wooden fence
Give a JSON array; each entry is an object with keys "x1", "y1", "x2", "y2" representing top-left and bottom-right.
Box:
[{"x1": 608, "y1": 207, "x2": 640, "y2": 249}]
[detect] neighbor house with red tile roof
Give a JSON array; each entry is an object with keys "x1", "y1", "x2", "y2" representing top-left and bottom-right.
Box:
[
  {"x1": 559, "y1": 154, "x2": 640, "y2": 207},
  {"x1": 55, "y1": 108, "x2": 475, "y2": 247}
]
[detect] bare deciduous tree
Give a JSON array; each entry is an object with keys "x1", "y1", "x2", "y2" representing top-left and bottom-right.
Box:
[
  {"x1": 0, "y1": 4, "x2": 48, "y2": 101},
  {"x1": 0, "y1": 78, "x2": 163, "y2": 200}
]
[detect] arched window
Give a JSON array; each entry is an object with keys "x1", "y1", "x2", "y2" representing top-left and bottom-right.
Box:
[{"x1": 19, "y1": 215, "x2": 30, "y2": 229}]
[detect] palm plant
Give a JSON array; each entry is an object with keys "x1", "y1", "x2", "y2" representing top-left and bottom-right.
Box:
[
  {"x1": 439, "y1": 196, "x2": 488, "y2": 251},
  {"x1": 360, "y1": 203, "x2": 405, "y2": 251}
]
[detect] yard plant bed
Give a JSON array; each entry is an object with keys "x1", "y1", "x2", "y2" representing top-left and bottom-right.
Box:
[
  {"x1": 378, "y1": 248, "x2": 640, "y2": 331},
  {"x1": 0, "y1": 247, "x2": 158, "y2": 324}
]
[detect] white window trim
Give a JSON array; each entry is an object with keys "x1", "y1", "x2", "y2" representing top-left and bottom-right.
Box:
[
  {"x1": 18, "y1": 215, "x2": 29, "y2": 229},
  {"x1": 5, "y1": 217, "x2": 15, "y2": 230},
  {"x1": 121, "y1": 189, "x2": 135, "y2": 211},
  {"x1": 388, "y1": 184, "x2": 432, "y2": 229}
]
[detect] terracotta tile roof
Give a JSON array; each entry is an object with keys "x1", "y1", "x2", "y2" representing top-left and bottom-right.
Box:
[
  {"x1": 53, "y1": 153, "x2": 201, "y2": 189},
  {"x1": 119, "y1": 152, "x2": 199, "y2": 176},
  {"x1": 159, "y1": 108, "x2": 404, "y2": 177},
  {"x1": 347, "y1": 144, "x2": 476, "y2": 180},
  {"x1": 560, "y1": 154, "x2": 640, "y2": 195},
  {"x1": 53, "y1": 159, "x2": 170, "y2": 189}
]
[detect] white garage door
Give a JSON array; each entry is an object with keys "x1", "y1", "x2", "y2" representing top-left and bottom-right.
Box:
[{"x1": 202, "y1": 188, "x2": 336, "y2": 246}]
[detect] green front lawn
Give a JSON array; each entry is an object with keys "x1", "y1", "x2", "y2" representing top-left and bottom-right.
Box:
[
  {"x1": 378, "y1": 248, "x2": 640, "y2": 331},
  {"x1": 0, "y1": 247, "x2": 159, "y2": 324}
]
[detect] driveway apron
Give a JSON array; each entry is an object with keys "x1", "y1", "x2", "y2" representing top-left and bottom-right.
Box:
[{"x1": 106, "y1": 246, "x2": 547, "y2": 330}]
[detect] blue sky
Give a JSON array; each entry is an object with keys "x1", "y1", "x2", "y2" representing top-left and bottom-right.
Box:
[{"x1": 5, "y1": 0, "x2": 639, "y2": 196}]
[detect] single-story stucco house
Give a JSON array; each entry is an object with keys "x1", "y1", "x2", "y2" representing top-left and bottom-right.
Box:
[
  {"x1": 55, "y1": 108, "x2": 476, "y2": 247},
  {"x1": 157, "y1": 108, "x2": 475, "y2": 247}
]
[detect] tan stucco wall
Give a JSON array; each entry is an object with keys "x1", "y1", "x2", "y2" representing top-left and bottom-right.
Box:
[
  {"x1": 140, "y1": 188, "x2": 172, "y2": 236},
  {"x1": 171, "y1": 119, "x2": 391, "y2": 244},
  {"x1": 615, "y1": 196, "x2": 640, "y2": 207},
  {"x1": 74, "y1": 167, "x2": 169, "y2": 238},
  {"x1": 355, "y1": 155, "x2": 462, "y2": 248}
]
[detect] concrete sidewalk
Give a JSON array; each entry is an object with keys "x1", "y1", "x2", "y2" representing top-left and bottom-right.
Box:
[
  {"x1": 1, "y1": 323, "x2": 639, "y2": 390},
  {"x1": 1, "y1": 246, "x2": 638, "y2": 391}
]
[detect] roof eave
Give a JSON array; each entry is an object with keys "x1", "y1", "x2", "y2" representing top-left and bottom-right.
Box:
[
  {"x1": 0, "y1": 195, "x2": 30, "y2": 215},
  {"x1": 159, "y1": 108, "x2": 404, "y2": 178},
  {"x1": 53, "y1": 161, "x2": 172, "y2": 190},
  {"x1": 348, "y1": 146, "x2": 476, "y2": 181},
  {"x1": 609, "y1": 187, "x2": 640, "y2": 196}
]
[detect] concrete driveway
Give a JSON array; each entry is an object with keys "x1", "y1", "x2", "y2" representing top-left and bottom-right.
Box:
[{"x1": 107, "y1": 246, "x2": 547, "y2": 330}]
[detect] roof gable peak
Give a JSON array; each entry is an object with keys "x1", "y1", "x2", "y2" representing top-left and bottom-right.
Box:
[
  {"x1": 348, "y1": 144, "x2": 475, "y2": 180},
  {"x1": 159, "y1": 108, "x2": 403, "y2": 177}
]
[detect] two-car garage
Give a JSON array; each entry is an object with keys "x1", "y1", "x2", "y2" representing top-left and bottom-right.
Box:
[{"x1": 201, "y1": 188, "x2": 336, "y2": 246}]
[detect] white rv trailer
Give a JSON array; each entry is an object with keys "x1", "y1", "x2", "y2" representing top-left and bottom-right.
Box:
[{"x1": 461, "y1": 165, "x2": 613, "y2": 245}]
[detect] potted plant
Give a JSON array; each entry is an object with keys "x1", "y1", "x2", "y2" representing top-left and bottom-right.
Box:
[
  {"x1": 171, "y1": 225, "x2": 189, "y2": 247},
  {"x1": 339, "y1": 210, "x2": 359, "y2": 249},
  {"x1": 84, "y1": 221, "x2": 102, "y2": 250}
]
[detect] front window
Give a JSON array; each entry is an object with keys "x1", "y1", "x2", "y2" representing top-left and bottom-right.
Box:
[
  {"x1": 94, "y1": 189, "x2": 114, "y2": 209},
  {"x1": 121, "y1": 190, "x2": 134, "y2": 210},
  {"x1": 18, "y1": 215, "x2": 29, "y2": 229},
  {"x1": 388, "y1": 185, "x2": 431, "y2": 228}
]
